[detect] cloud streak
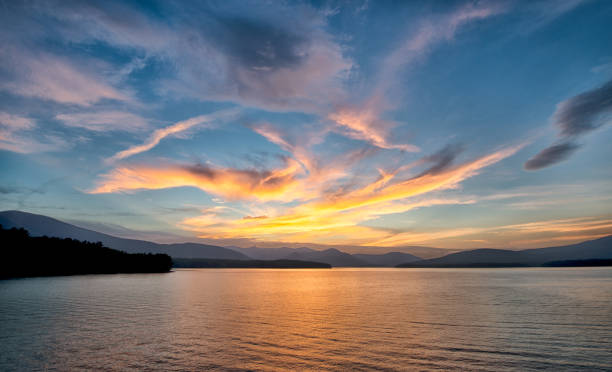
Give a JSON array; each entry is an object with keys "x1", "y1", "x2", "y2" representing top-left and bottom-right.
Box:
[
  {"x1": 524, "y1": 141, "x2": 579, "y2": 170},
  {"x1": 174, "y1": 144, "x2": 523, "y2": 244},
  {"x1": 107, "y1": 110, "x2": 238, "y2": 162},
  {"x1": 56, "y1": 111, "x2": 148, "y2": 133},
  {"x1": 91, "y1": 157, "x2": 305, "y2": 202},
  {"x1": 0, "y1": 48, "x2": 129, "y2": 106},
  {"x1": 0, "y1": 112, "x2": 68, "y2": 153},
  {"x1": 19, "y1": 1, "x2": 353, "y2": 112},
  {"x1": 327, "y1": 2, "x2": 502, "y2": 151},
  {"x1": 371, "y1": 216, "x2": 612, "y2": 248},
  {"x1": 328, "y1": 98, "x2": 419, "y2": 152},
  {"x1": 525, "y1": 78, "x2": 612, "y2": 170}
]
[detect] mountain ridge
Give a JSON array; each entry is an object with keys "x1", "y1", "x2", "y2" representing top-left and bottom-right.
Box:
[
  {"x1": 3, "y1": 210, "x2": 610, "y2": 268},
  {"x1": 0, "y1": 210, "x2": 248, "y2": 260},
  {"x1": 398, "y1": 236, "x2": 612, "y2": 267}
]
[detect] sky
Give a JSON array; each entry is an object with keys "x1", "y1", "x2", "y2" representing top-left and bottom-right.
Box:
[{"x1": 1, "y1": 0, "x2": 611, "y2": 251}]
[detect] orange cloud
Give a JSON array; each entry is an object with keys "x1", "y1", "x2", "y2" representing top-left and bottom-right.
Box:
[
  {"x1": 329, "y1": 103, "x2": 419, "y2": 152},
  {"x1": 179, "y1": 145, "x2": 523, "y2": 244},
  {"x1": 251, "y1": 122, "x2": 318, "y2": 172},
  {"x1": 91, "y1": 158, "x2": 305, "y2": 202}
]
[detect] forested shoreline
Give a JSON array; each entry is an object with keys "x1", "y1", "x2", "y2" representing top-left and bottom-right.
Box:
[{"x1": 1, "y1": 226, "x2": 172, "y2": 278}]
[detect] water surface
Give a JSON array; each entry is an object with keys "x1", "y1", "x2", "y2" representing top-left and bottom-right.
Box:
[{"x1": 1, "y1": 268, "x2": 611, "y2": 371}]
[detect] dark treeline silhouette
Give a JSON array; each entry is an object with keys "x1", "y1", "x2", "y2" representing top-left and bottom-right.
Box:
[
  {"x1": 542, "y1": 259, "x2": 612, "y2": 267},
  {"x1": 1, "y1": 225, "x2": 172, "y2": 278},
  {"x1": 173, "y1": 258, "x2": 331, "y2": 269},
  {"x1": 397, "y1": 260, "x2": 612, "y2": 268},
  {"x1": 397, "y1": 262, "x2": 532, "y2": 268}
]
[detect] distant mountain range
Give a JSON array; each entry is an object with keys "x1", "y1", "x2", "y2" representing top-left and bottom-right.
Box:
[
  {"x1": 0, "y1": 211, "x2": 423, "y2": 267},
  {"x1": 398, "y1": 236, "x2": 612, "y2": 267},
  {"x1": 2, "y1": 210, "x2": 611, "y2": 268},
  {"x1": 227, "y1": 246, "x2": 421, "y2": 266},
  {"x1": 0, "y1": 211, "x2": 419, "y2": 266},
  {"x1": 0, "y1": 210, "x2": 248, "y2": 260}
]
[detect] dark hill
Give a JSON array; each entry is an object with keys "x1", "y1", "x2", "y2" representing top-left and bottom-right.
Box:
[
  {"x1": 285, "y1": 248, "x2": 370, "y2": 267},
  {"x1": 398, "y1": 236, "x2": 612, "y2": 267},
  {"x1": 0, "y1": 210, "x2": 248, "y2": 259},
  {"x1": 231, "y1": 246, "x2": 318, "y2": 260},
  {"x1": 173, "y1": 258, "x2": 331, "y2": 269},
  {"x1": 234, "y1": 247, "x2": 422, "y2": 267},
  {"x1": 1, "y1": 226, "x2": 171, "y2": 278},
  {"x1": 354, "y1": 252, "x2": 421, "y2": 266}
]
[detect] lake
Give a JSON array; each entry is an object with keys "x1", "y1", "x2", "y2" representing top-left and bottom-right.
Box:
[{"x1": 1, "y1": 268, "x2": 611, "y2": 371}]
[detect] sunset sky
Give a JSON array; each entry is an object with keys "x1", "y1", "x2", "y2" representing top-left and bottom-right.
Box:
[{"x1": 1, "y1": 0, "x2": 611, "y2": 250}]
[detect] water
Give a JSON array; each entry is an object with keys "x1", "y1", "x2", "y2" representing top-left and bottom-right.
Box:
[{"x1": 1, "y1": 268, "x2": 611, "y2": 371}]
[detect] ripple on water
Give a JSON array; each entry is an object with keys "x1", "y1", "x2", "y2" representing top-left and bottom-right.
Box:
[{"x1": 1, "y1": 268, "x2": 611, "y2": 371}]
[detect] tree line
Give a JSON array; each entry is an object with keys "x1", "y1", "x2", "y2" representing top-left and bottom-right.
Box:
[{"x1": 1, "y1": 225, "x2": 172, "y2": 278}]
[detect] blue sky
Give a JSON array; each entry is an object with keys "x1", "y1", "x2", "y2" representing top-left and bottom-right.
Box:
[{"x1": 1, "y1": 0, "x2": 611, "y2": 250}]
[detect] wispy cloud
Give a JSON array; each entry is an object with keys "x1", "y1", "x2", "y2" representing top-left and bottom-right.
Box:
[
  {"x1": 0, "y1": 49, "x2": 129, "y2": 106},
  {"x1": 56, "y1": 111, "x2": 148, "y2": 132},
  {"x1": 250, "y1": 122, "x2": 328, "y2": 173},
  {"x1": 175, "y1": 144, "x2": 522, "y2": 244},
  {"x1": 107, "y1": 109, "x2": 238, "y2": 162},
  {"x1": 13, "y1": 1, "x2": 352, "y2": 112},
  {"x1": 0, "y1": 112, "x2": 68, "y2": 153},
  {"x1": 0, "y1": 113, "x2": 35, "y2": 131},
  {"x1": 525, "y1": 78, "x2": 612, "y2": 170},
  {"x1": 91, "y1": 157, "x2": 305, "y2": 202},
  {"x1": 327, "y1": 2, "x2": 502, "y2": 151},
  {"x1": 369, "y1": 216, "x2": 612, "y2": 248},
  {"x1": 378, "y1": 2, "x2": 504, "y2": 92},
  {"x1": 328, "y1": 97, "x2": 419, "y2": 152}
]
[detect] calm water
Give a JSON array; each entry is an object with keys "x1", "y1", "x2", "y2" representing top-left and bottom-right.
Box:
[{"x1": 1, "y1": 268, "x2": 611, "y2": 371}]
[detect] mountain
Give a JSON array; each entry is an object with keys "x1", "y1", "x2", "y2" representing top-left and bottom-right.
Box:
[
  {"x1": 284, "y1": 248, "x2": 369, "y2": 267},
  {"x1": 386, "y1": 246, "x2": 457, "y2": 259},
  {"x1": 522, "y1": 236, "x2": 612, "y2": 262},
  {"x1": 0, "y1": 210, "x2": 249, "y2": 260},
  {"x1": 353, "y1": 252, "x2": 421, "y2": 266},
  {"x1": 230, "y1": 246, "x2": 318, "y2": 260},
  {"x1": 0, "y1": 210, "x2": 420, "y2": 266},
  {"x1": 234, "y1": 246, "x2": 422, "y2": 267},
  {"x1": 398, "y1": 235, "x2": 612, "y2": 267},
  {"x1": 172, "y1": 258, "x2": 331, "y2": 269}
]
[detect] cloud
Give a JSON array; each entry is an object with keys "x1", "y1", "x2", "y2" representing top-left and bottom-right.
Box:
[
  {"x1": 0, "y1": 112, "x2": 68, "y2": 153},
  {"x1": 525, "y1": 78, "x2": 612, "y2": 170},
  {"x1": 373, "y1": 216, "x2": 612, "y2": 248},
  {"x1": 250, "y1": 122, "x2": 329, "y2": 173},
  {"x1": 516, "y1": 0, "x2": 586, "y2": 33},
  {"x1": 328, "y1": 97, "x2": 419, "y2": 152},
  {"x1": 553, "y1": 79, "x2": 612, "y2": 137},
  {"x1": 379, "y1": 2, "x2": 503, "y2": 90},
  {"x1": 174, "y1": 11, "x2": 352, "y2": 111},
  {"x1": 523, "y1": 141, "x2": 580, "y2": 170},
  {"x1": 250, "y1": 121, "x2": 379, "y2": 200},
  {"x1": 0, "y1": 132, "x2": 67, "y2": 154},
  {"x1": 90, "y1": 157, "x2": 305, "y2": 202},
  {"x1": 327, "y1": 3, "x2": 502, "y2": 151},
  {"x1": 10, "y1": 1, "x2": 352, "y2": 112},
  {"x1": 416, "y1": 143, "x2": 464, "y2": 176},
  {"x1": 56, "y1": 111, "x2": 148, "y2": 132},
  {"x1": 0, "y1": 48, "x2": 129, "y2": 106},
  {"x1": 0, "y1": 113, "x2": 35, "y2": 131},
  {"x1": 177, "y1": 144, "x2": 522, "y2": 244},
  {"x1": 107, "y1": 109, "x2": 238, "y2": 162}
]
